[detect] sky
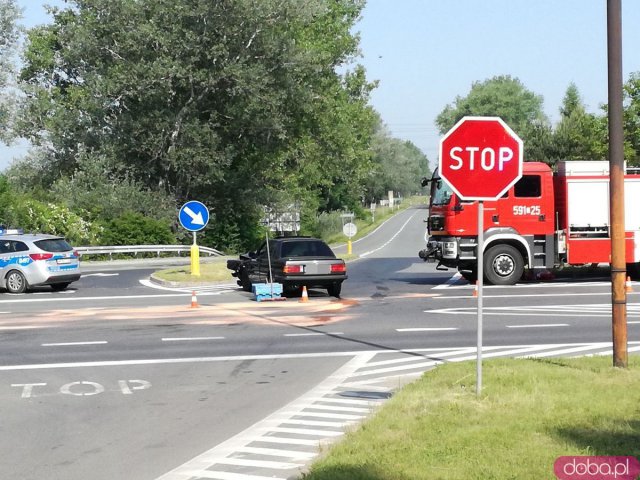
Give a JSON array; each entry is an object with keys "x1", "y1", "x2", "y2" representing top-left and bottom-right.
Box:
[{"x1": 2, "y1": 0, "x2": 640, "y2": 170}]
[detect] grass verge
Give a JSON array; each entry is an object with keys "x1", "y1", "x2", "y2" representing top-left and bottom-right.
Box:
[
  {"x1": 302, "y1": 356, "x2": 640, "y2": 480},
  {"x1": 152, "y1": 256, "x2": 235, "y2": 284}
]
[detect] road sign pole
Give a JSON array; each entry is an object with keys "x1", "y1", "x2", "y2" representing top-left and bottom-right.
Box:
[
  {"x1": 477, "y1": 201, "x2": 484, "y2": 397},
  {"x1": 190, "y1": 232, "x2": 200, "y2": 277}
]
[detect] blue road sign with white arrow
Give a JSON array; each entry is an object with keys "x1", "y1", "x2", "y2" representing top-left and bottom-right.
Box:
[{"x1": 179, "y1": 201, "x2": 209, "y2": 232}]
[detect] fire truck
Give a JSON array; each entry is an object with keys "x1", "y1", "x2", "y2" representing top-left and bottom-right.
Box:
[{"x1": 419, "y1": 160, "x2": 640, "y2": 285}]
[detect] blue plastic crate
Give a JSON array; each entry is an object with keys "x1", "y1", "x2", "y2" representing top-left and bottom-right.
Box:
[{"x1": 252, "y1": 283, "x2": 283, "y2": 301}]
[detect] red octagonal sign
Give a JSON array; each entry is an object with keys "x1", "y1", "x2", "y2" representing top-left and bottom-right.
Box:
[{"x1": 439, "y1": 116, "x2": 523, "y2": 201}]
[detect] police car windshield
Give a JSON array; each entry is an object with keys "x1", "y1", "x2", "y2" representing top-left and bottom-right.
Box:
[{"x1": 34, "y1": 238, "x2": 73, "y2": 252}]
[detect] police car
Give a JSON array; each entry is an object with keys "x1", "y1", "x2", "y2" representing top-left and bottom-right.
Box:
[{"x1": 0, "y1": 228, "x2": 81, "y2": 294}]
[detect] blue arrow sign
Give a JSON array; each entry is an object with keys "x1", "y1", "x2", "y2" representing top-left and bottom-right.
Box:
[{"x1": 179, "y1": 201, "x2": 209, "y2": 232}]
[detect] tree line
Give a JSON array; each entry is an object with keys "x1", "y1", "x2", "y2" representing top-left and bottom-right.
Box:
[
  {"x1": 1, "y1": 1, "x2": 639, "y2": 251},
  {"x1": 0, "y1": 0, "x2": 428, "y2": 250}
]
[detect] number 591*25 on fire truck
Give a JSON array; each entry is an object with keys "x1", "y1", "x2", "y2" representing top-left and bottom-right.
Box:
[{"x1": 419, "y1": 160, "x2": 640, "y2": 285}]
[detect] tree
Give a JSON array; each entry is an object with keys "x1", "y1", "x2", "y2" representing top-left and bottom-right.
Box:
[
  {"x1": 365, "y1": 120, "x2": 430, "y2": 203},
  {"x1": 548, "y1": 83, "x2": 604, "y2": 163},
  {"x1": 18, "y1": 0, "x2": 375, "y2": 250},
  {"x1": 435, "y1": 75, "x2": 550, "y2": 161},
  {"x1": 0, "y1": 0, "x2": 20, "y2": 143}
]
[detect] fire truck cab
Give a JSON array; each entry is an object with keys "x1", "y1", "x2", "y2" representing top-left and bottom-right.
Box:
[{"x1": 420, "y1": 161, "x2": 640, "y2": 285}]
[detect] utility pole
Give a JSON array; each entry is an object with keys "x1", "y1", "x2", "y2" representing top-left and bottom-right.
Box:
[{"x1": 607, "y1": 0, "x2": 628, "y2": 368}]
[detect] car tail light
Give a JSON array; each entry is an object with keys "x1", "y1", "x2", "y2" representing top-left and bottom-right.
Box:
[
  {"x1": 331, "y1": 263, "x2": 346, "y2": 273},
  {"x1": 29, "y1": 253, "x2": 54, "y2": 261},
  {"x1": 283, "y1": 263, "x2": 303, "y2": 274}
]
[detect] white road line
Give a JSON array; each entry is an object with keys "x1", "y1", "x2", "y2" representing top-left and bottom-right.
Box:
[
  {"x1": 283, "y1": 332, "x2": 344, "y2": 337},
  {"x1": 434, "y1": 291, "x2": 639, "y2": 299},
  {"x1": 629, "y1": 321, "x2": 640, "y2": 324},
  {"x1": 41, "y1": 341, "x2": 108, "y2": 347},
  {"x1": 161, "y1": 337, "x2": 225, "y2": 342},
  {"x1": 520, "y1": 344, "x2": 612, "y2": 358},
  {"x1": 506, "y1": 324, "x2": 570, "y2": 329},
  {"x1": 359, "y1": 213, "x2": 417, "y2": 258},
  {"x1": 0, "y1": 292, "x2": 224, "y2": 305},
  {"x1": 183, "y1": 471, "x2": 285, "y2": 480},
  {"x1": 0, "y1": 325, "x2": 41, "y2": 330},
  {"x1": 254, "y1": 436, "x2": 320, "y2": 446},
  {"x1": 214, "y1": 458, "x2": 302, "y2": 470},
  {"x1": 363, "y1": 347, "x2": 478, "y2": 367},
  {"x1": 280, "y1": 411, "x2": 364, "y2": 420},
  {"x1": 305, "y1": 405, "x2": 370, "y2": 413},
  {"x1": 396, "y1": 327, "x2": 458, "y2": 332},
  {"x1": 267, "y1": 427, "x2": 343, "y2": 437},
  {"x1": 282, "y1": 419, "x2": 349, "y2": 428},
  {"x1": 236, "y1": 446, "x2": 316, "y2": 460}
]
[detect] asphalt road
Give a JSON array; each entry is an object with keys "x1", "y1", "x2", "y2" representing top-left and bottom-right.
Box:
[{"x1": 1, "y1": 205, "x2": 639, "y2": 480}]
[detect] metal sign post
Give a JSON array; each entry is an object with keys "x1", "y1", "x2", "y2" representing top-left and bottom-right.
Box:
[
  {"x1": 438, "y1": 116, "x2": 523, "y2": 397},
  {"x1": 476, "y1": 201, "x2": 484, "y2": 395}
]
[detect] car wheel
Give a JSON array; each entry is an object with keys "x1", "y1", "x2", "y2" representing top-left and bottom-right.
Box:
[
  {"x1": 240, "y1": 269, "x2": 252, "y2": 292},
  {"x1": 6, "y1": 270, "x2": 28, "y2": 294},
  {"x1": 483, "y1": 244, "x2": 524, "y2": 286},
  {"x1": 327, "y1": 282, "x2": 342, "y2": 298},
  {"x1": 51, "y1": 283, "x2": 71, "y2": 292}
]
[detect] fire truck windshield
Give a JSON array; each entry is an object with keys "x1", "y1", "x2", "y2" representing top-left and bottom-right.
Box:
[{"x1": 431, "y1": 179, "x2": 453, "y2": 205}]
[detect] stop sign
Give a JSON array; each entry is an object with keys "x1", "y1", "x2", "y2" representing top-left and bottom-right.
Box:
[{"x1": 438, "y1": 116, "x2": 523, "y2": 200}]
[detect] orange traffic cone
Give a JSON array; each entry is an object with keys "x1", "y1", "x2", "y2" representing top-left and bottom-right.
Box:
[
  {"x1": 300, "y1": 286, "x2": 309, "y2": 303},
  {"x1": 190, "y1": 290, "x2": 199, "y2": 308},
  {"x1": 626, "y1": 276, "x2": 633, "y2": 293},
  {"x1": 472, "y1": 281, "x2": 478, "y2": 297}
]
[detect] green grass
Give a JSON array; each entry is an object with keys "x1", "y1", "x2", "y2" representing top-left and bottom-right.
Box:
[
  {"x1": 152, "y1": 257, "x2": 235, "y2": 283},
  {"x1": 302, "y1": 356, "x2": 640, "y2": 480}
]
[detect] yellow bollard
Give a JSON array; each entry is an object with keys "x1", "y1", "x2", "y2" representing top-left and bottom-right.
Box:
[
  {"x1": 190, "y1": 244, "x2": 201, "y2": 277},
  {"x1": 347, "y1": 239, "x2": 352, "y2": 255}
]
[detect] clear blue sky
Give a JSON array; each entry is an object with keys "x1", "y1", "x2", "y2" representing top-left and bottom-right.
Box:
[{"x1": 2, "y1": 0, "x2": 639, "y2": 170}]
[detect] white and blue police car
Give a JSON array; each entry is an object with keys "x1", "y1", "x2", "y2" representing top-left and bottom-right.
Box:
[{"x1": 0, "y1": 228, "x2": 81, "y2": 294}]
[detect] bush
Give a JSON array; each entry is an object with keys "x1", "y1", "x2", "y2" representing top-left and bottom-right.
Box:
[{"x1": 98, "y1": 212, "x2": 176, "y2": 245}]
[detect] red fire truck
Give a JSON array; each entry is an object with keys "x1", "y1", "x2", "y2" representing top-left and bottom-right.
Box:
[{"x1": 419, "y1": 160, "x2": 640, "y2": 285}]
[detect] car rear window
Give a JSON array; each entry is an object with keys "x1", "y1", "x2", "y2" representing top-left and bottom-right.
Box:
[
  {"x1": 281, "y1": 240, "x2": 335, "y2": 258},
  {"x1": 34, "y1": 238, "x2": 73, "y2": 253}
]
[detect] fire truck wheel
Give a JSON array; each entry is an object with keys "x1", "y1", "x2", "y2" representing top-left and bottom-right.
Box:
[
  {"x1": 484, "y1": 244, "x2": 524, "y2": 286},
  {"x1": 628, "y1": 263, "x2": 640, "y2": 280}
]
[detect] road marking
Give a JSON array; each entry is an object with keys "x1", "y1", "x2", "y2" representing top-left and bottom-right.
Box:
[
  {"x1": 283, "y1": 332, "x2": 344, "y2": 337},
  {"x1": 425, "y1": 303, "x2": 640, "y2": 317},
  {"x1": 213, "y1": 457, "x2": 301, "y2": 470},
  {"x1": 0, "y1": 292, "x2": 226, "y2": 305},
  {"x1": 181, "y1": 471, "x2": 284, "y2": 480},
  {"x1": 41, "y1": 341, "x2": 108, "y2": 347},
  {"x1": 0, "y1": 325, "x2": 40, "y2": 330},
  {"x1": 161, "y1": 337, "x2": 225, "y2": 342},
  {"x1": 359, "y1": 213, "x2": 417, "y2": 258},
  {"x1": 433, "y1": 291, "x2": 635, "y2": 300},
  {"x1": 629, "y1": 321, "x2": 640, "y2": 324},
  {"x1": 236, "y1": 446, "x2": 316, "y2": 460},
  {"x1": 506, "y1": 324, "x2": 570, "y2": 329},
  {"x1": 396, "y1": 327, "x2": 458, "y2": 332}
]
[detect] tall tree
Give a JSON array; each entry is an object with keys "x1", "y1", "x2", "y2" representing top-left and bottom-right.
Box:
[
  {"x1": 18, "y1": 0, "x2": 375, "y2": 249},
  {"x1": 0, "y1": 0, "x2": 20, "y2": 143},
  {"x1": 549, "y1": 83, "x2": 603, "y2": 163},
  {"x1": 435, "y1": 75, "x2": 551, "y2": 161}
]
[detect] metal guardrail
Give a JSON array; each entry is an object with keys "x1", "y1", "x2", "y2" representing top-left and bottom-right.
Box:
[{"x1": 76, "y1": 244, "x2": 224, "y2": 259}]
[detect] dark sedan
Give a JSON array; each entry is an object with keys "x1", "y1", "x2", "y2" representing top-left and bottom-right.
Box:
[{"x1": 227, "y1": 237, "x2": 347, "y2": 297}]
